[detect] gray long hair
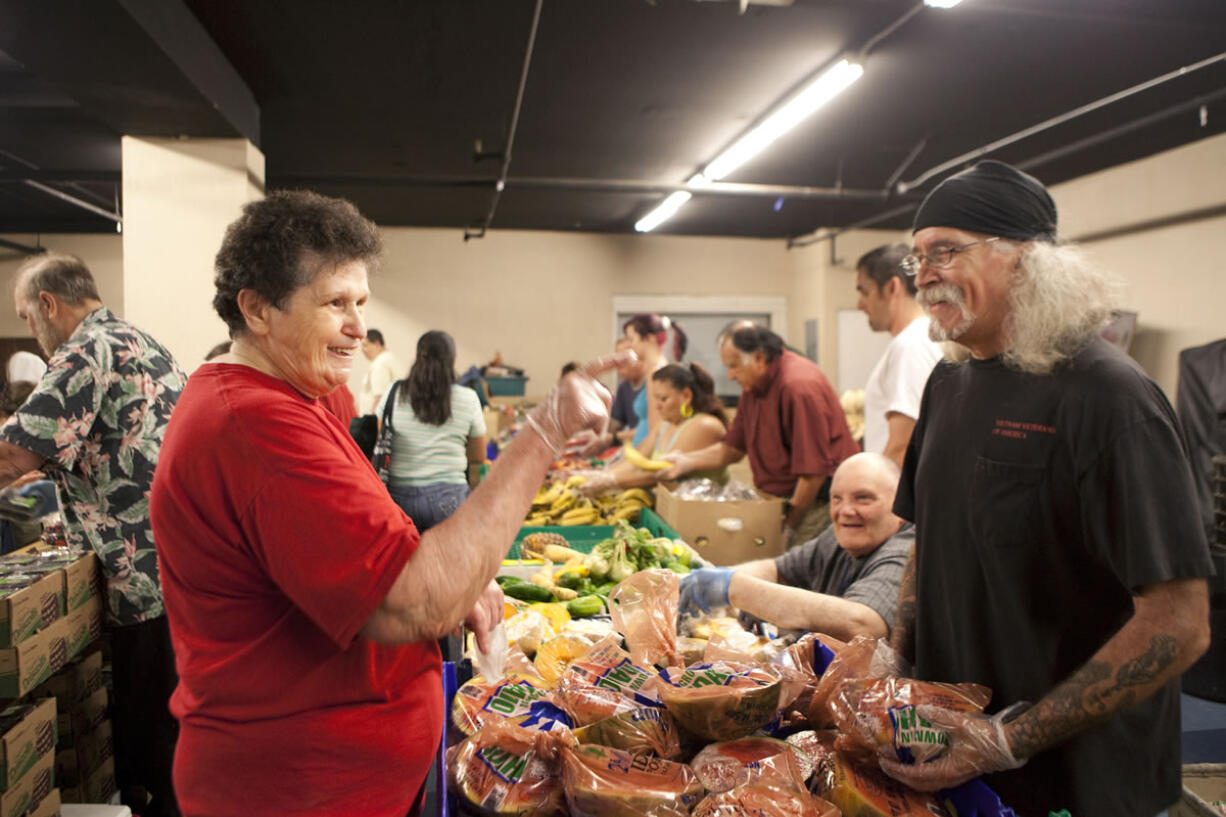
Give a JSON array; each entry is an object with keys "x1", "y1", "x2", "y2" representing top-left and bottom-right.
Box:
[{"x1": 945, "y1": 241, "x2": 1119, "y2": 374}]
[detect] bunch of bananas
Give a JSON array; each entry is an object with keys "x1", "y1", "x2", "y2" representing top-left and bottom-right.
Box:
[{"x1": 525, "y1": 478, "x2": 654, "y2": 526}]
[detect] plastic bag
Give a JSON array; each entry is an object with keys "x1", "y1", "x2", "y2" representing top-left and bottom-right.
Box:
[
  {"x1": 829, "y1": 675, "x2": 993, "y2": 764},
  {"x1": 506, "y1": 610, "x2": 556, "y2": 658},
  {"x1": 572, "y1": 706, "x2": 682, "y2": 760},
  {"x1": 813, "y1": 747, "x2": 952, "y2": 817},
  {"x1": 451, "y1": 675, "x2": 556, "y2": 737},
  {"x1": 690, "y1": 737, "x2": 812, "y2": 794},
  {"x1": 657, "y1": 661, "x2": 783, "y2": 741},
  {"x1": 474, "y1": 621, "x2": 510, "y2": 684},
  {"x1": 552, "y1": 635, "x2": 664, "y2": 726},
  {"x1": 609, "y1": 569, "x2": 680, "y2": 668},
  {"x1": 447, "y1": 718, "x2": 574, "y2": 817},
  {"x1": 533, "y1": 635, "x2": 596, "y2": 687},
  {"x1": 671, "y1": 477, "x2": 759, "y2": 502},
  {"x1": 560, "y1": 742, "x2": 705, "y2": 817},
  {"x1": 691, "y1": 784, "x2": 840, "y2": 817},
  {"x1": 807, "y1": 634, "x2": 879, "y2": 727}
]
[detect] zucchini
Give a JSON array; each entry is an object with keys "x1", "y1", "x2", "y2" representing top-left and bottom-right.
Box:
[
  {"x1": 495, "y1": 575, "x2": 527, "y2": 588},
  {"x1": 502, "y1": 582, "x2": 555, "y2": 603},
  {"x1": 566, "y1": 595, "x2": 605, "y2": 618}
]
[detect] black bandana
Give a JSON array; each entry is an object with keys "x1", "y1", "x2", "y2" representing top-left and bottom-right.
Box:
[{"x1": 912, "y1": 160, "x2": 1057, "y2": 242}]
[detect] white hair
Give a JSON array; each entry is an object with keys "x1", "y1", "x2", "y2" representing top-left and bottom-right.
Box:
[{"x1": 943, "y1": 240, "x2": 1119, "y2": 374}]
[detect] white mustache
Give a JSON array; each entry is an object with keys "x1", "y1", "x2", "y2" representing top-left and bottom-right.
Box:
[{"x1": 917, "y1": 283, "x2": 965, "y2": 308}]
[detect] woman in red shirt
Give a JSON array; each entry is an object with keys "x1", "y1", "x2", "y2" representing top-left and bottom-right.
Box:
[{"x1": 150, "y1": 190, "x2": 616, "y2": 817}]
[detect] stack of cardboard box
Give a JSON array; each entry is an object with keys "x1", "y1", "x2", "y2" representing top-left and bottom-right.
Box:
[
  {"x1": 39, "y1": 651, "x2": 112, "y2": 805},
  {"x1": 0, "y1": 699, "x2": 57, "y2": 817},
  {"x1": 0, "y1": 546, "x2": 105, "y2": 813}
]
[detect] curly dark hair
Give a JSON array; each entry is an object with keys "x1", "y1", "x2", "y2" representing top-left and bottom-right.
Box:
[
  {"x1": 652, "y1": 363, "x2": 727, "y2": 426},
  {"x1": 213, "y1": 190, "x2": 382, "y2": 336}
]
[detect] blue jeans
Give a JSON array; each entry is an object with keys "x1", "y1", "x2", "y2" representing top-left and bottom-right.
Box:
[{"x1": 388, "y1": 482, "x2": 469, "y2": 532}]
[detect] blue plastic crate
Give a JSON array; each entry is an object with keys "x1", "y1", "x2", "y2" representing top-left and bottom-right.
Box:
[{"x1": 486, "y1": 376, "x2": 527, "y2": 396}]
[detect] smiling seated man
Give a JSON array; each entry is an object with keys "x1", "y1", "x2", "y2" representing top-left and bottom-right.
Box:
[{"x1": 678, "y1": 452, "x2": 911, "y2": 641}]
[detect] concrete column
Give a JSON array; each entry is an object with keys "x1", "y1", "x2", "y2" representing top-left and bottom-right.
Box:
[{"x1": 121, "y1": 137, "x2": 264, "y2": 369}]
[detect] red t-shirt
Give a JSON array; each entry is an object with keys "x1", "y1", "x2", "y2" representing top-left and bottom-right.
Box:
[
  {"x1": 320, "y1": 382, "x2": 358, "y2": 427},
  {"x1": 724, "y1": 350, "x2": 859, "y2": 497},
  {"x1": 150, "y1": 364, "x2": 438, "y2": 817}
]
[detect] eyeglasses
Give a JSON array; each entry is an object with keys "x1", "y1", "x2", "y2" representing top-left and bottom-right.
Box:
[{"x1": 900, "y1": 237, "x2": 1001, "y2": 276}]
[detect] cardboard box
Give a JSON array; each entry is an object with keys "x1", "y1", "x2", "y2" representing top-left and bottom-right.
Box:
[
  {"x1": 57, "y1": 686, "x2": 107, "y2": 745},
  {"x1": 27, "y1": 788, "x2": 57, "y2": 817},
  {"x1": 53, "y1": 748, "x2": 77, "y2": 789},
  {"x1": 60, "y1": 552, "x2": 101, "y2": 613},
  {"x1": 80, "y1": 755, "x2": 115, "y2": 804},
  {"x1": 23, "y1": 546, "x2": 101, "y2": 614},
  {"x1": 63, "y1": 596, "x2": 103, "y2": 661},
  {"x1": 0, "y1": 572, "x2": 64, "y2": 649},
  {"x1": 0, "y1": 750, "x2": 52, "y2": 817},
  {"x1": 75, "y1": 718, "x2": 111, "y2": 777},
  {"x1": 1175, "y1": 763, "x2": 1226, "y2": 817},
  {"x1": 654, "y1": 483, "x2": 785, "y2": 566},
  {"x1": 0, "y1": 698, "x2": 55, "y2": 791},
  {"x1": 0, "y1": 616, "x2": 70, "y2": 699},
  {"x1": 35, "y1": 649, "x2": 103, "y2": 709}
]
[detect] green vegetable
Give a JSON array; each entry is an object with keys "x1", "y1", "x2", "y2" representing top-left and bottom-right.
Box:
[
  {"x1": 609, "y1": 539, "x2": 635, "y2": 582},
  {"x1": 556, "y1": 572, "x2": 587, "y2": 591},
  {"x1": 566, "y1": 595, "x2": 605, "y2": 618},
  {"x1": 663, "y1": 561, "x2": 690, "y2": 575},
  {"x1": 495, "y1": 575, "x2": 527, "y2": 588},
  {"x1": 502, "y1": 582, "x2": 555, "y2": 603},
  {"x1": 594, "y1": 581, "x2": 616, "y2": 596}
]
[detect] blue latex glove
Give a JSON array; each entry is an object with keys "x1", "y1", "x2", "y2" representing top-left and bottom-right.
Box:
[{"x1": 678, "y1": 567, "x2": 734, "y2": 616}]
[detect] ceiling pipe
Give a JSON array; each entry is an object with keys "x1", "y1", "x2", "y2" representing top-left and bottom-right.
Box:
[
  {"x1": 896, "y1": 50, "x2": 1226, "y2": 194},
  {"x1": 273, "y1": 173, "x2": 887, "y2": 200},
  {"x1": 21, "y1": 180, "x2": 122, "y2": 225},
  {"x1": 465, "y1": 0, "x2": 544, "y2": 241},
  {"x1": 788, "y1": 84, "x2": 1226, "y2": 250},
  {"x1": 0, "y1": 237, "x2": 46, "y2": 256}
]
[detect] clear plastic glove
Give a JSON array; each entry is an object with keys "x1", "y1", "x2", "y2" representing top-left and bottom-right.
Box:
[
  {"x1": 523, "y1": 356, "x2": 624, "y2": 454},
  {"x1": 678, "y1": 566, "x2": 735, "y2": 616},
  {"x1": 570, "y1": 469, "x2": 618, "y2": 496},
  {"x1": 562, "y1": 428, "x2": 609, "y2": 459},
  {"x1": 657, "y1": 450, "x2": 699, "y2": 482},
  {"x1": 463, "y1": 580, "x2": 506, "y2": 655},
  {"x1": 879, "y1": 702, "x2": 1028, "y2": 792}
]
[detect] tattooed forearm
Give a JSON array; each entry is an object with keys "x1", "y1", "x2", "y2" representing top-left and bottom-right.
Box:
[
  {"x1": 889, "y1": 546, "x2": 918, "y2": 663},
  {"x1": 1118, "y1": 635, "x2": 1179, "y2": 688},
  {"x1": 1006, "y1": 634, "x2": 1183, "y2": 760}
]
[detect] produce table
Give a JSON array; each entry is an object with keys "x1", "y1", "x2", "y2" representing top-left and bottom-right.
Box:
[{"x1": 507, "y1": 508, "x2": 679, "y2": 559}]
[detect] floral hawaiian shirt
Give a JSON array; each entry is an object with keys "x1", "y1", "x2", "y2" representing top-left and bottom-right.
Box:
[{"x1": 1, "y1": 307, "x2": 186, "y2": 626}]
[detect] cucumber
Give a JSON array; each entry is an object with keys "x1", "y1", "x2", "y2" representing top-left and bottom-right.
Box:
[
  {"x1": 502, "y1": 582, "x2": 555, "y2": 603},
  {"x1": 566, "y1": 595, "x2": 605, "y2": 618},
  {"x1": 495, "y1": 575, "x2": 527, "y2": 588}
]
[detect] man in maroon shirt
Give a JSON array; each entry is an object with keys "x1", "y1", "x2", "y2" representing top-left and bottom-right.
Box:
[{"x1": 665, "y1": 325, "x2": 858, "y2": 544}]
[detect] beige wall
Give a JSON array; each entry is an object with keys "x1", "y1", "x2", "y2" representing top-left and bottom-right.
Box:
[
  {"x1": 0, "y1": 235, "x2": 124, "y2": 335},
  {"x1": 1050, "y1": 131, "x2": 1226, "y2": 397},
  {"x1": 352, "y1": 229, "x2": 796, "y2": 397},
  {"x1": 4, "y1": 130, "x2": 1223, "y2": 402}
]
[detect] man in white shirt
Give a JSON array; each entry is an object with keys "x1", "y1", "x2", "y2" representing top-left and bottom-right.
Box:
[
  {"x1": 855, "y1": 244, "x2": 943, "y2": 465},
  {"x1": 359, "y1": 328, "x2": 403, "y2": 414}
]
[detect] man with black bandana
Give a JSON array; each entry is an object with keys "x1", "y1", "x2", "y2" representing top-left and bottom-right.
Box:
[{"x1": 882, "y1": 160, "x2": 1211, "y2": 817}]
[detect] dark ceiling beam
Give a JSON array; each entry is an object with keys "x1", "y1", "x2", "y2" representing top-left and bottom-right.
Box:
[
  {"x1": 0, "y1": 171, "x2": 121, "y2": 183},
  {"x1": 0, "y1": 237, "x2": 46, "y2": 256},
  {"x1": 117, "y1": 0, "x2": 260, "y2": 145},
  {"x1": 0, "y1": 1, "x2": 252, "y2": 139},
  {"x1": 274, "y1": 174, "x2": 887, "y2": 200}
]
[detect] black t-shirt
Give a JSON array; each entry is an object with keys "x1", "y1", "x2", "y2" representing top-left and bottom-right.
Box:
[{"x1": 895, "y1": 337, "x2": 1212, "y2": 817}]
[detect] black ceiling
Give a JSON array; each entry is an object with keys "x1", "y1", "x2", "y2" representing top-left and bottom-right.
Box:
[{"x1": 0, "y1": 0, "x2": 1224, "y2": 239}]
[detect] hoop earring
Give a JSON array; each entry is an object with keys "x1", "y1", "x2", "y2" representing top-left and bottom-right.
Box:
[{"x1": 680, "y1": 402, "x2": 694, "y2": 418}]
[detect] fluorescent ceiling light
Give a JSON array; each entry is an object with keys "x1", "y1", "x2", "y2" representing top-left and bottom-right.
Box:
[
  {"x1": 635, "y1": 191, "x2": 692, "y2": 233},
  {"x1": 702, "y1": 58, "x2": 863, "y2": 182},
  {"x1": 924, "y1": 0, "x2": 962, "y2": 7},
  {"x1": 634, "y1": 57, "x2": 862, "y2": 232}
]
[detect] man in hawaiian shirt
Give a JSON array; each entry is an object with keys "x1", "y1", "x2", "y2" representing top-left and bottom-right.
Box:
[{"x1": 0, "y1": 252, "x2": 185, "y2": 817}]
